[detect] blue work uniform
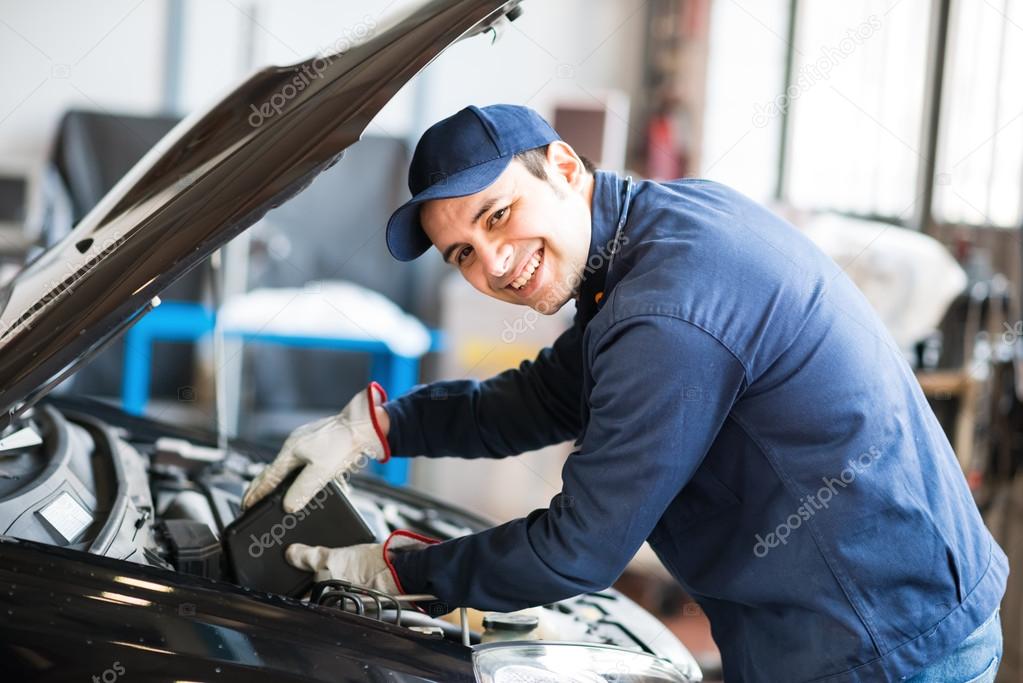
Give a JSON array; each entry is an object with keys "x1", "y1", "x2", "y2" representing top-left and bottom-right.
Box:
[{"x1": 384, "y1": 170, "x2": 1008, "y2": 682}]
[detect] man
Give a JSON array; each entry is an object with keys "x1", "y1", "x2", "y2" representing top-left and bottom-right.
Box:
[{"x1": 242, "y1": 105, "x2": 1007, "y2": 682}]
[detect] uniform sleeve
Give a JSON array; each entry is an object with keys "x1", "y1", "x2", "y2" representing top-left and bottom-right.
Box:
[
  {"x1": 382, "y1": 317, "x2": 584, "y2": 459},
  {"x1": 388, "y1": 314, "x2": 748, "y2": 611}
]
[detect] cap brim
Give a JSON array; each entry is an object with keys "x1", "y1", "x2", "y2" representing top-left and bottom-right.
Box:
[{"x1": 386, "y1": 155, "x2": 512, "y2": 261}]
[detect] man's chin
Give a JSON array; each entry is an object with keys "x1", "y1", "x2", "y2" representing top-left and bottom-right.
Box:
[
  {"x1": 526, "y1": 288, "x2": 572, "y2": 315},
  {"x1": 528, "y1": 301, "x2": 564, "y2": 315}
]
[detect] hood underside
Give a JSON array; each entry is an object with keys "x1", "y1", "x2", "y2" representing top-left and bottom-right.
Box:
[{"x1": 0, "y1": 0, "x2": 521, "y2": 429}]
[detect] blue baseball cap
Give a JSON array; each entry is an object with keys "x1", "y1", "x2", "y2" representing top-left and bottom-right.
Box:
[{"x1": 385, "y1": 104, "x2": 561, "y2": 261}]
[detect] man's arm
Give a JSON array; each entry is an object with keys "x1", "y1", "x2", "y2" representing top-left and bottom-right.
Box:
[
  {"x1": 383, "y1": 316, "x2": 585, "y2": 459},
  {"x1": 388, "y1": 314, "x2": 748, "y2": 610}
]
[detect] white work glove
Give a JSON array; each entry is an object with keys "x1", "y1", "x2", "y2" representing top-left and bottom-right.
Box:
[
  {"x1": 241, "y1": 382, "x2": 390, "y2": 514},
  {"x1": 285, "y1": 530, "x2": 436, "y2": 595}
]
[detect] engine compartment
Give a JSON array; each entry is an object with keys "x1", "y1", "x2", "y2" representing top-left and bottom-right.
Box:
[
  {"x1": 0, "y1": 404, "x2": 484, "y2": 578},
  {"x1": 0, "y1": 405, "x2": 161, "y2": 565},
  {"x1": 0, "y1": 401, "x2": 701, "y2": 678}
]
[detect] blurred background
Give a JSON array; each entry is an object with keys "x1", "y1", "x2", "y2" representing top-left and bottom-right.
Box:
[{"x1": 1, "y1": 0, "x2": 1022, "y2": 679}]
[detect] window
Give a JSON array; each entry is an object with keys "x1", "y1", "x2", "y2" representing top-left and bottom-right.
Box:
[
  {"x1": 932, "y1": 0, "x2": 1023, "y2": 228},
  {"x1": 703, "y1": 0, "x2": 1023, "y2": 230},
  {"x1": 701, "y1": 0, "x2": 788, "y2": 202},
  {"x1": 785, "y1": 0, "x2": 930, "y2": 218}
]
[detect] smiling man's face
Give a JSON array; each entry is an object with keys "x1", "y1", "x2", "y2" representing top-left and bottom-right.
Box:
[{"x1": 420, "y1": 142, "x2": 594, "y2": 313}]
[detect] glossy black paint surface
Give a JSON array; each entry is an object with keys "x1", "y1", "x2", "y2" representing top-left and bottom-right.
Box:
[
  {"x1": 0, "y1": 0, "x2": 521, "y2": 428},
  {"x1": 0, "y1": 535, "x2": 475, "y2": 682}
]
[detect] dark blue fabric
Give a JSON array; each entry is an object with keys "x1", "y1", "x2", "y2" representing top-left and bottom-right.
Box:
[{"x1": 385, "y1": 171, "x2": 1009, "y2": 683}]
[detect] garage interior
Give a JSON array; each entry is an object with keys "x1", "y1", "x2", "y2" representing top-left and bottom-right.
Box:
[{"x1": 0, "y1": 1, "x2": 1021, "y2": 681}]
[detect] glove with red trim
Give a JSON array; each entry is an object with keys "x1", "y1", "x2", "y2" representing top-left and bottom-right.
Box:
[
  {"x1": 285, "y1": 530, "x2": 437, "y2": 594},
  {"x1": 241, "y1": 382, "x2": 391, "y2": 514}
]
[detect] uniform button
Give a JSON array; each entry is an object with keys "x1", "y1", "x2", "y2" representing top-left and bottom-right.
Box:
[{"x1": 594, "y1": 291, "x2": 604, "y2": 304}]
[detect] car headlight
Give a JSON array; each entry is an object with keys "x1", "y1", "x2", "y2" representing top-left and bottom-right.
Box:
[{"x1": 473, "y1": 641, "x2": 692, "y2": 682}]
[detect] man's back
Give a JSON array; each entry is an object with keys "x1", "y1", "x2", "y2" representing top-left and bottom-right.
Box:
[{"x1": 596, "y1": 177, "x2": 1008, "y2": 681}]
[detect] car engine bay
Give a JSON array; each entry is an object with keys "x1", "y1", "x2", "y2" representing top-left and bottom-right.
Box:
[{"x1": 0, "y1": 399, "x2": 701, "y2": 677}]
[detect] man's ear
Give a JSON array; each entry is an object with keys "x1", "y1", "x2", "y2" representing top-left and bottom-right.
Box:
[{"x1": 546, "y1": 141, "x2": 587, "y2": 191}]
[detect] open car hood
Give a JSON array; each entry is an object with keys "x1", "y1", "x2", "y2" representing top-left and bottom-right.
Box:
[{"x1": 0, "y1": 0, "x2": 522, "y2": 428}]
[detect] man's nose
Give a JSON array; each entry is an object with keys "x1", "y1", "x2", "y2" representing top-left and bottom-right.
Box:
[{"x1": 481, "y1": 241, "x2": 514, "y2": 280}]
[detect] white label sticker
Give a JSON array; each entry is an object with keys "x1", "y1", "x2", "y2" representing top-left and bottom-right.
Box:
[{"x1": 39, "y1": 491, "x2": 93, "y2": 544}]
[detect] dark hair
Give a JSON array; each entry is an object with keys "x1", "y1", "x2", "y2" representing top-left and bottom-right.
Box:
[{"x1": 514, "y1": 144, "x2": 597, "y2": 182}]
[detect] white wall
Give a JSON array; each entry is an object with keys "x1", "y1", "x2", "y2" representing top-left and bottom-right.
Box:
[
  {"x1": 0, "y1": 0, "x2": 168, "y2": 162},
  {"x1": 701, "y1": 0, "x2": 788, "y2": 202},
  {"x1": 406, "y1": 0, "x2": 647, "y2": 152},
  {"x1": 0, "y1": 0, "x2": 648, "y2": 173},
  {"x1": 177, "y1": 0, "x2": 648, "y2": 157}
]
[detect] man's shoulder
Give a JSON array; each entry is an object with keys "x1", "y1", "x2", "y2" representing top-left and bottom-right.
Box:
[
  {"x1": 618, "y1": 176, "x2": 831, "y2": 303},
  {"x1": 631, "y1": 176, "x2": 756, "y2": 218},
  {"x1": 588, "y1": 178, "x2": 837, "y2": 373},
  {"x1": 626, "y1": 177, "x2": 793, "y2": 249}
]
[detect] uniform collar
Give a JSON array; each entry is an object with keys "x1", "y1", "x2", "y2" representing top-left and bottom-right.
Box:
[{"x1": 576, "y1": 170, "x2": 632, "y2": 324}]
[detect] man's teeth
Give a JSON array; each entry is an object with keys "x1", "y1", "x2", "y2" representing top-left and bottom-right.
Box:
[{"x1": 511, "y1": 251, "x2": 542, "y2": 290}]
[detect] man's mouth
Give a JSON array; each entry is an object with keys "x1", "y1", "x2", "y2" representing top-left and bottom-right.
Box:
[{"x1": 507, "y1": 248, "x2": 544, "y2": 294}]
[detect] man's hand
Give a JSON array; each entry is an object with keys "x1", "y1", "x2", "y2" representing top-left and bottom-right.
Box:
[
  {"x1": 285, "y1": 531, "x2": 435, "y2": 594},
  {"x1": 241, "y1": 382, "x2": 391, "y2": 513}
]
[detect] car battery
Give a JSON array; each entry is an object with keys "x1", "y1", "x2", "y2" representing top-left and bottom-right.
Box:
[{"x1": 223, "y1": 471, "x2": 376, "y2": 597}]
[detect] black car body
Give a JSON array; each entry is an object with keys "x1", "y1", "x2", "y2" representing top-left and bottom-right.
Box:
[{"x1": 0, "y1": 1, "x2": 702, "y2": 680}]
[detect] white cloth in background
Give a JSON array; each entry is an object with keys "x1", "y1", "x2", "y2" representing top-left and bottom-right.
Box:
[
  {"x1": 219, "y1": 281, "x2": 431, "y2": 357},
  {"x1": 800, "y1": 214, "x2": 968, "y2": 350}
]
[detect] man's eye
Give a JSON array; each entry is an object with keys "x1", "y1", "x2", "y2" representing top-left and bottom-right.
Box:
[
  {"x1": 456, "y1": 245, "x2": 473, "y2": 265},
  {"x1": 489, "y1": 207, "x2": 508, "y2": 227}
]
